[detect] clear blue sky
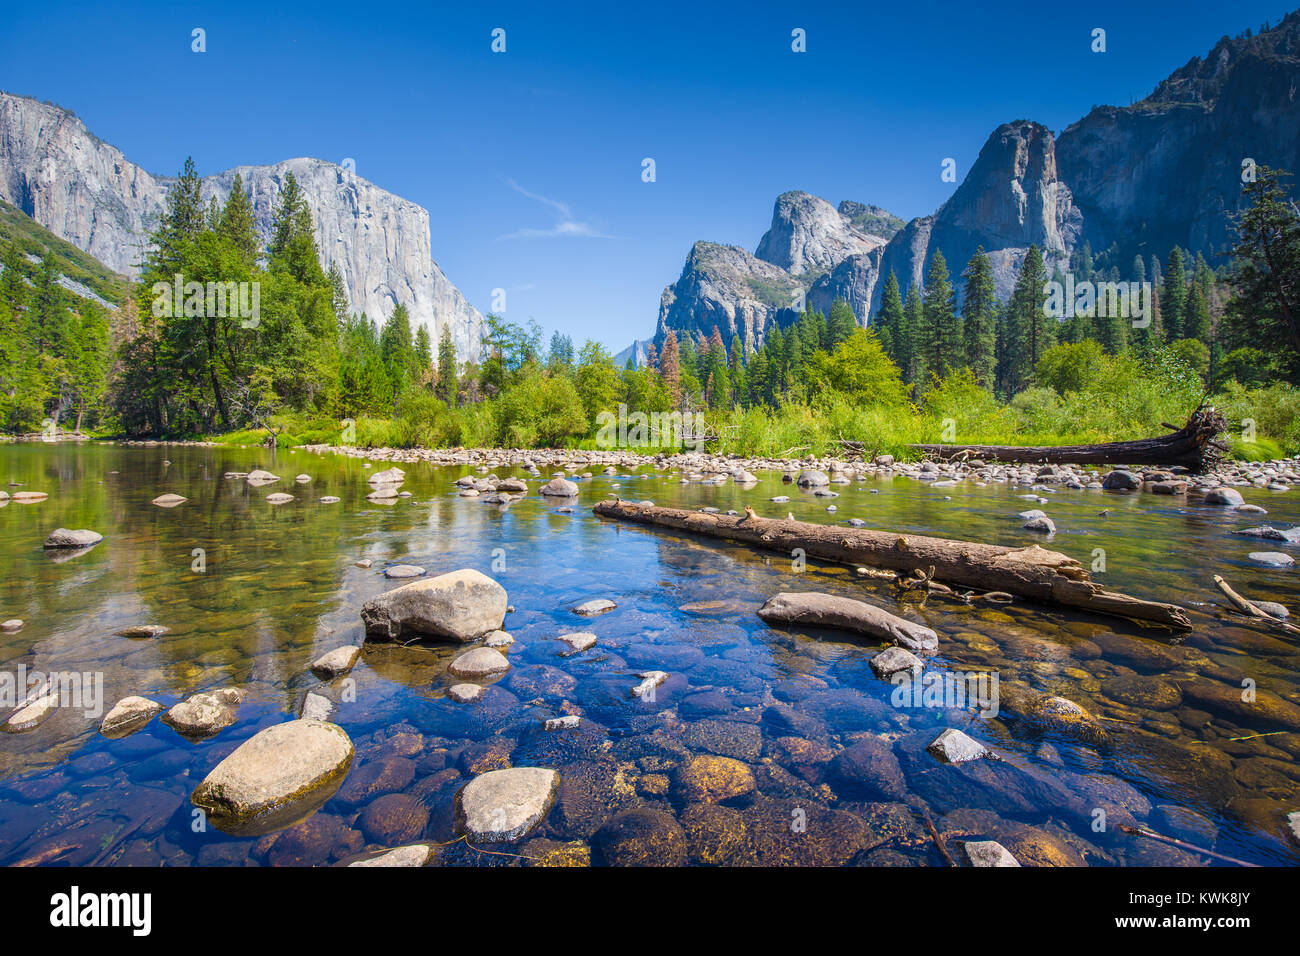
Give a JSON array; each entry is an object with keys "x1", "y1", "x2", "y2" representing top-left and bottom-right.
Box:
[{"x1": 0, "y1": 1, "x2": 1293, "y2": 351}]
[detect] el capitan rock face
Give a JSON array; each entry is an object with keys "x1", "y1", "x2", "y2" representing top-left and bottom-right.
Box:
[
  {"x1": 0, "y1": 91, "x2": 485, "y2": 361},
  {"x1": 755, "y1": 190, "x2": 890, "y2": 276}
]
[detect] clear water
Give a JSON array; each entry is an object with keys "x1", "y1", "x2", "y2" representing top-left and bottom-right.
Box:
[{"x1": 1, "y1": 442, "x2": 1297, "y2": 866}]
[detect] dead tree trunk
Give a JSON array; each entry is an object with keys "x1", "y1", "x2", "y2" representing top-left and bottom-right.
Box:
[
  {"x1": 906, "y1": 407, "x2": 1228, "y2": 472},
  {"x1": 593, "y1": 500, "x2": 1192, "y2": 629}
]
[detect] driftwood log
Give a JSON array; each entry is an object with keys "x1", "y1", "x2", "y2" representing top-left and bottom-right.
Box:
[
  {"x1": 593, "y1": 500, "x2": 1192, "y2": 629},
  {"x1": 907, "y1": 407, "x2": 1228, "y2": 472}
]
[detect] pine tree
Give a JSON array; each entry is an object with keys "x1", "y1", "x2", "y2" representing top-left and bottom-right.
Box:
[
  {"x1": 659, "y1": 329, "x2": 681, "y2": 404},
  {"x1": 436, "y1": 326, "x2": 458, "y2": 404},
  {"x1": 915, "y1": 251, "x2": 960, "y2": 384},
  {"x1": 1004, "y1": 245, "x2": 1051, "y2": 394},
  {"x1": 876, "y1": 272, "x2": 906, "y2": 369},
  {"x1": 827, "y1": 300, "x2": 857, "y2": 349},
  {"x1": 961, "y1": 247, "x2": 997, "y2": 387},
  {"x1": 1163, "y1": 247, "x2": 1188, "y2": 339},
  {"x1": 219, "y1": 173, "x2": 260, "y2": 264},
  {"x1": 902, "y1": 283, "x2": 923, "y2": 386}
]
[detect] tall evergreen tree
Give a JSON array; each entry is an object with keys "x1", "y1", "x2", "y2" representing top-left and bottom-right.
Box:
[{"x1": 961, "y1": 247, "x2": 997, "y2": 387}]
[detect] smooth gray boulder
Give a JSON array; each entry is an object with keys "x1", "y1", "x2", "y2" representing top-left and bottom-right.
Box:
[
  {"x1": 346, "y1": 844, "x2": 435, "y2": 867},
  {"x1": 574, "y1": 598, "x2": 616, "y2": 616},
  {"x1": 43, "y1": 528, "x2": 103, "y2": 549},
  {"x1": 1248, "y1": 551, "x2": 1294, "y2": 567},
  {"x1": 457, "y1": 767, "x2": 559, "y2": 842},
  {"x1": 1023, "y1": 516, "x2": 1056, "y2": 534},
  {"x1": 191, "y1": 719, "x2": 354, "y2": 836},
  {"x1": 361, "y1": 568, "x2": 507, "y2": 642},
  {"x1": 758, "y1": 592, "x2": 938, "y2": 653}
]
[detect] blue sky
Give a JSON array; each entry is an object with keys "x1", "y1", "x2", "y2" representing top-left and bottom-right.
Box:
[{"x1": 0, "y1": 1, "x2": 1293, "y2": 352}]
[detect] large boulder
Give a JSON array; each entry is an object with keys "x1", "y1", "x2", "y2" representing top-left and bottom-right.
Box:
[
  {"x1": 758, "y1": 592, "x2": 938, "y2": 653},
  {"x1": 1206, "y1": 486, "x2": 1246, "y2": 506},
  {"x1": 1101, "y1": 470, "x2": 1141, "y2": 491},
  {"x1": 100, "y1": 696, "x2": 164, "y2": 738},
  {"x1": 190, "y1": 720, "x2": 354, "y2": 835},
  {"x1": 361, "y1": 569, "x2": 507, "y2": 642}
]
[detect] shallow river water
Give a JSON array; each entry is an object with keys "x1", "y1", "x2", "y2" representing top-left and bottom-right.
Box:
[{"x1": 1, "y1": 442, "x2": 1298, "y2": 866}]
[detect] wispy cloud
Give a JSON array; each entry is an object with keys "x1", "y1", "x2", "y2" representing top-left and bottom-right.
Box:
[{"x1": 499, "y1": 179, "x2": 612, "y2": 240}]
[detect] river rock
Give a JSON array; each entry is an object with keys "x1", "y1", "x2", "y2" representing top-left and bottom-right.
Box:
[
  {"x1": 311, "y1": 645, "x2": 360, "y2": 678},
  {"x1": 1023, "y1": 516, "x2": 1056, "y2": 534},
  {"x1": 448, "y1": 683, "x2": 483, "y2": 703},
  {"x1": 870, "y1": 646, "x2": 924, "y2": 679},
  {"x1": 631, "y1": 671, "x2": 669, "y2": 701},
  {"x1": 484, "y1": 629, "x2": 514, "y2": 647},
  {"x1": 449, "y1": 647, "x2": 511, "y2": 678},
  {"x1": 1180, "y1": 680, "x2": 1300, "y2": 731},
  {"x1": 0, "y1": 619, "x2": 22, "y2": 631},
  {"x1": 319, "y1": 495, "x2": 340, "y2": 503},
  {"x1": 265, "y1": 493, "x2": 295, "y2": 504},
  {"x1": 673, "y1": 755, "x2": 756, "y2": 803},
  {"x1": 1248, "y1": 551, "x2": 1294, "y2": 567},
  {"x1": 574, "y1": 598, "x2": 616, "y2": 616},
  {"x1": 758, "y1": 591, "x2": 939, "y2": 653},
  {"x1": 1206, "y1": 487, "x2": 1245, "y2": 506},
  {"x1": 100, "y1": 696, "x2": 164, "y2": 737},
  {"x1": 247, "y1": 469, "x2": 279, "y2": 483},
  {"x1": 796, "y1": 469, "x2": 830, "y2": 487},
  {"x1": 557, "y1": 632, "x2": 597, "y2": 655},
  {"x1": 832, "y1": 737, "x2": 907, "y2": 799},
  {"x1": 964, "y1": 840, "x2": 1021, "y2": 866},
  {"x1": 346, "y1": 843, "x2": 436, "y2": 867},
  {"x1": 540, "y1": 477, "x2": 578, "y2": 497},
  {"x1": 190, "y1": 720, "x2": 354, "y2": 835},
  {"x1": 927, "y1": 728, "x2": 991, "y2": 763},
  {"x1": 2, "y1": 692, "x2": 59, "y2": 732},
  {"x1": 1101, "y1": 470, "x2": 1141, "y2": 491},
  {"x1": 369, "y1": 467, "x2": 405, "y2": 484},
  {"x1": 116, "y1": 624, "x2": 169, "y2": 638},
  {"x1": 359, "y1": 793, "x2": 428, "y2": 844},
  {"x1": 593, "y1": 808, "x2": 688, "y2": 866},
  {"x1": 384, "y1": 564, "x2": 426, "y2": 578},
  {"x1": 151, "y1": 494, "x2": 186, "y2": 507},
  {"x1": 299, "y1": 692, "x2": 333, "y2": 721},
  {"x1": 43, "y1": 528, "x2": 103, "y2": 549},
  {"x1": 457, "y1": 767, "x2": 559, "y2": 842},
  {"x1": 361, "y1": 568, "x2": 507, "y2": 642},
  {"x1": 163, "y1": 688, "x2": 245, "y2": 739}
]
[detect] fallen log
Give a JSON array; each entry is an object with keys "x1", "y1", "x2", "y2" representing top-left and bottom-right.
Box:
[
  {"x1": 907, "y1": 407, "x2": 1228, "y2": 472},
  {"x1": 592, "y1": 500, "x2": 1192, "y2": 629}
]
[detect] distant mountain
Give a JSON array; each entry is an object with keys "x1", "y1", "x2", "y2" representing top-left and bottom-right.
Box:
[
  {"x1": 647, "y1": 12, "x2": 1300, "y2": 352},
  {"x1": 0, "y1": 91, "x2": 486, "y2": 361}
]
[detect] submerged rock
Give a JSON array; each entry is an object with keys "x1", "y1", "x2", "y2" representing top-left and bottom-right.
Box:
[
  {"x1": 557, "y1": 632, "x2": 597, "y2": 655},
  {"x1": 265, "y1": 492, "x2": 295, "y2": 504},
  {"x1": 116, "y1": 624, "x2": 169, "y2": 638},
  {"x1": 299, "y1": 692, "x2": 333, "y2": 721},
  {"x1": 163, "y1": 688, "x2": 245, "y2": 740},
  {"x1": 151, "y1": 494, "x2": 186, "y2": 507},
  {"x1": 384, "y1": 564, "x2": 426, "y2": 579},
  {"x1": 457, "y1": 767, "x2": 560, "y2": 842},
  {"x1": 448, "y1": 684, "x2": 483, "y2": 703},
  {"x1": 673, "y1": 755, "x2": 756, "y2": 803},
  {"x1": 43, "y1": 528, "x2": 103, "y2": 549},
  {"x1": 2, "y1": 692, "x2": 59, "y2": 732},
  {"x1": 100, "y1": 696, "x2": 164, "y2": 738},
  {"x1": 190, "y1": 719, "x2": 354, "y2": 836},
  {"x1": 361, "y1": 568, "x2": 507, "y2": 642},
  {"x1": 593, "y1": 808, "x2": 688, "y2": 866},
  {"x1": 574, "y1": 598, "x2": 616, "y2": 616},
  {"x1": 870, "y1": 646, "x2": 924, "y2": 679}
]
